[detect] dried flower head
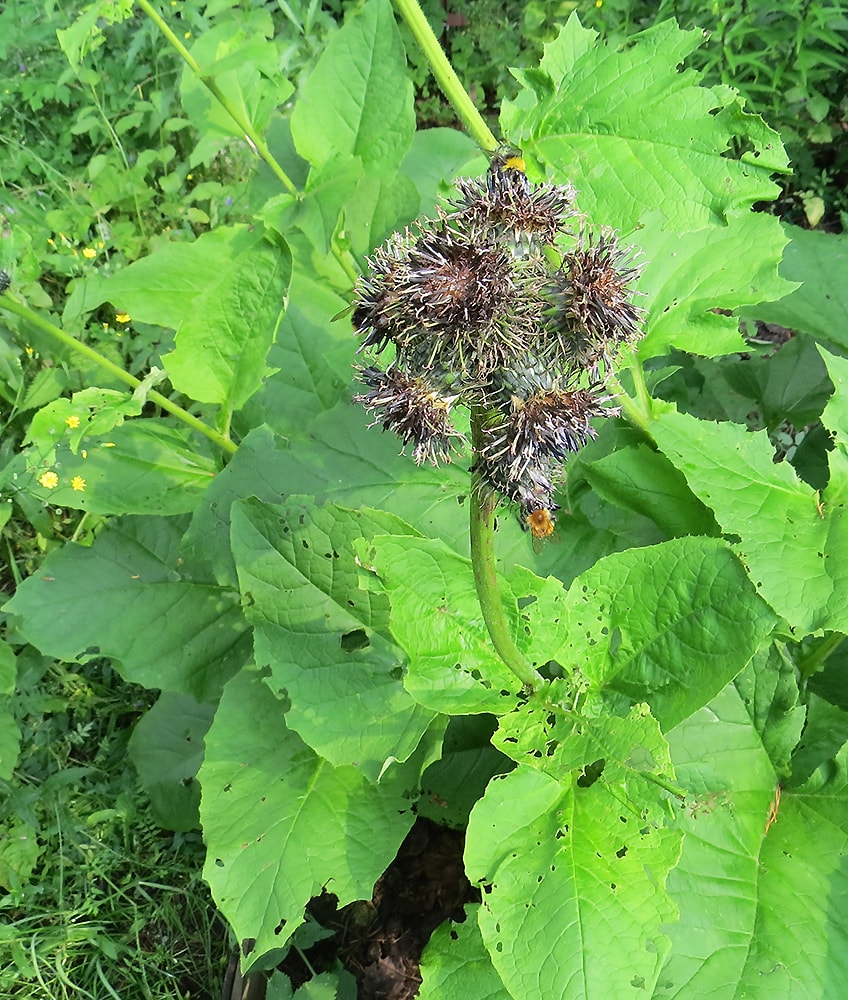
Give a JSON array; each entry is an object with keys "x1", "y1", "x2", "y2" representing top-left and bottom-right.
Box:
[
  {"x1": 349, "y1": 146, "x2": 645, "y2": 531},
  {"x1": 450, "y1": 170, "x2": 577, "y2": 248},
  {"x1": 546, "y1": 230, "x2": 644, "y2": 369},
  {"x1": 353, "y1": 223, "x2": 524, "y2": 375},
  {"x1": 353, "y1": 365, "x2": 464, "y2": 465},
  {"x1": 501, "y1": 387, "x2": 609, "y2": 480}
]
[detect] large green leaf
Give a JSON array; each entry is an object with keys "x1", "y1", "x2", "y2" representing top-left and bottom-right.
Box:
[
  {"x1": 660, "y1": 682, "x2": 848, "y2": 999},
  {"x1": 651, "y1": 400, "x2": 848, "y2": 636},
  {"x1": 22, "y1": 419, "x2": 216, "y2": 515},
  {"x1": 636, "y1": 216, "x2": 794, "y2": 359},
  {"x1": 736, "y1": 743, "x2": 848, "y2": 997},
  {"x1": 199, "y1": 667, "x2": 418, "y2": 964},
  {"x1": 745, "y1": 226, "x2": 848, "y2": 352},
  {"x1": 365, "y1": 535, "x2": 539, "y2": 715},
  {"x1": 494, "y1": 700, "x2": 678, "y2": 827},
  {"x1": 788, "y1": 693, "x2": 848, "y2": 789},
  {"x1": 179, "y1": 18, "x2": 293, "y2": 162},
  {"x1": 504, "y1": 17, "x2": 788, "y2": 232},
  {"x1": 465, "y1": 762, "x2": 682, "y2": 999},
  {"x1": 583, "y1": 441, "x2": 718, "y2": 538},
  {"x1": 734, "y1": 645, "x2": 806, "y2": 780},
  {"x1": 290, "y1": 0, "x2": 414, "y2": 177},
  {"x1": 237, "y1": 265, "x2": 355, "y2": 441},
  {"x1": 5, "y1": 517, "x2": 248, "y2": 701},
  {"x1": 418, "y1": 904, "x2": 509, "y2": 1000},
  {"x1": 557, "y1": 535, "x2": 776, "y2": 729},
  {"x1": 63, "y1": 226, "x2": 260, "y2": 329},
  {"x1": 658, "y1": 683, "x2": 776, "y2": 997},
  {"x1": 230, "y1": 498, "x2": 435, "y2": 780},
  {"x1": 182, "y1": 413, "x2": 475, "y2": 590},
  {"x1": 162, "y1": 232, "x2": 291, "y2": 410},
  {"x1": 128, "y1": 692, "x2": 215, "y2": 832}
]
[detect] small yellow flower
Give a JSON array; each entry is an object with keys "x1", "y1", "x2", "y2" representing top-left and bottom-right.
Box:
[
  {"x1": 82, "y1": 247, "x2": 97, "y2": 259},
  {"x1": 66, "y1": 415, "x2": 81, "y2": 429},
  {"x1": 102, "y1": 442, "x2": 116, "y2": 448},
  {"x1": 81, "y1": 449, "x2": 88, "y2": 459},
  {"x1": 39, "y1": 471, "x2": 59, "y2": 489},
  {"x1": 184, "y1": 30, "x2": 191, "y2": 38},
  {"x1": 47, "y1": 238, "x2": 55, "y2": 247},
  {"x1": 71, "y1": 476, "x2": 86, "y2": 492},
  {"x1": 115, "y1": 312, "x2": 131, "y2": 323}
]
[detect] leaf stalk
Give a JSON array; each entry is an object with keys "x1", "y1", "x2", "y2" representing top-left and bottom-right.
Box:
[{"x1": 0, "y1": 292, "x2": 237, "y2": 456}]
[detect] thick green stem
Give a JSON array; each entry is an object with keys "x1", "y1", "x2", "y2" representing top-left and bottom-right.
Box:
[
  {"x1": 469, "y1": 408, "x2": 542, "y2": 690},
  {"x1": 606, "y1": 349, "x2": 652, "y2": 434},
  {"x1": 0, "y1": 293, "x2": 237, "y2": 456},
  {"x1": 136, "y1": 0, "x2": 299, "y2": 197},
  {"x1": 393, "y1": 0, "x2": 498, "y2": 152},
  {"x1": 796, "y1": 632, "x2": 845, "y2": 682}
]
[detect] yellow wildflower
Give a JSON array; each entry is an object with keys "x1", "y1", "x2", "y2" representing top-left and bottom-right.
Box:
[
  {"x1": 39, "y1": 471, "x2": 59, "y2": 489},
  {"x1": 115, "y1": 313, "x2": 131, "y2": 323},
  {"x1": 66, "y1": 415, "x2": 81, "y2": 429},
  {"x1": 82, "y1": 247, "x2": 97, "y2": 259},
  {"x1": 71, "y1": 476, "x2": 86, "y2": 492}
]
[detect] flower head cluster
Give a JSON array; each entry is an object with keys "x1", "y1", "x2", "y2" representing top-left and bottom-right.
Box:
[{"x1": 351, "y1": 148, "x2": 644, "y2": 537}]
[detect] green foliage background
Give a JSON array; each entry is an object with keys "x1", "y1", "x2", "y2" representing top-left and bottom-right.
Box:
[{"x1": 2, "y1": 1, "x2": 848, "y2": 997}]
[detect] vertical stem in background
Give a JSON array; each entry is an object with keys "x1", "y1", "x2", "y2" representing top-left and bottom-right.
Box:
[
  {"x1": 470, "y1": 407, "x2": 542, "y2": 690},
  {"x1": 393, "y1": 0, "x2": 498, "y2": 152},
  {"x1": 138, "y1": 0, "x2": 362, "y2": 285}
]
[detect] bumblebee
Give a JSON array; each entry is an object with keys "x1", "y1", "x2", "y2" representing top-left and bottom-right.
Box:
[
  {"x1": 489, "y1": 145, "x2": 526, "y2": 175},
  {"x1": 525, "y1": 507, "x2": 556, "y2": 539}
]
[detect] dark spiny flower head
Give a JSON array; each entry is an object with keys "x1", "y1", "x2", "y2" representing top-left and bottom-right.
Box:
[
  {"x1": 544, "y1": 229, "x2": 645, "y2": 370},
  {"x1": 349, "y1": 148, "x2": 645, "y2": 531},
  {"x1": 489, "y1": 384, "x2": 611, "y2": 482},
  {"x1": 353, "y1": 365, "x2": 464, "y2": 466},
  {"x1": 450, "y1": 171, "x2": 578, "y2": 249},
  {"x1": 353, "y1": 222, "x2": 522, "y2": 377}
]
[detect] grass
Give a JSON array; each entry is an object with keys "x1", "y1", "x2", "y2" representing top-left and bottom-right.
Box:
[{"x1": 0, "y1": 659, "x2": 230, "y2": 1000}]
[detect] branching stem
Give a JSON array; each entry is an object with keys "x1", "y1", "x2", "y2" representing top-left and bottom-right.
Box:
[
  {"x1": 796, "y1": 631, "x2": 845, "y2": 682},
  {"x1": 136, "y1": 0, "x2": 299, "y2": 198}
]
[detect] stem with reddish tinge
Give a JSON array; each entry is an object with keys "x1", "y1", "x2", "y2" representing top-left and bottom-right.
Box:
[{"x1": 469, "y1": 407, "x2": 542, "y2": 690}]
